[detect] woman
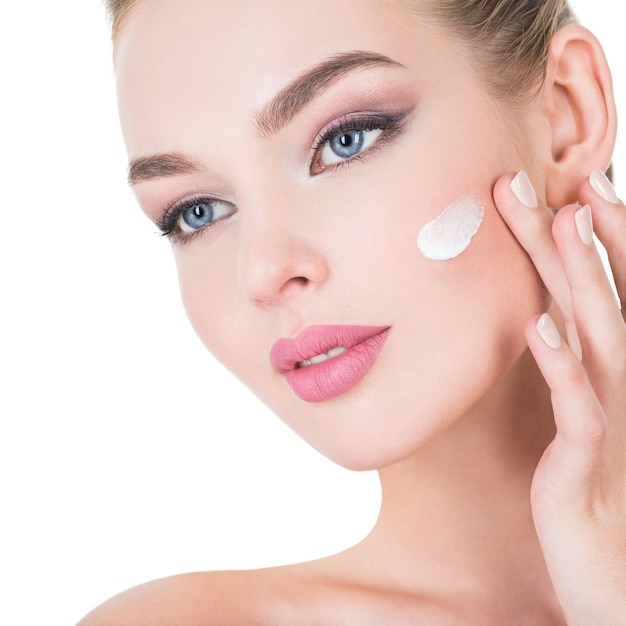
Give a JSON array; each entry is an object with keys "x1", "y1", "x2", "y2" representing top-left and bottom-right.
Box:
[{"x1": 80, "y1": 0, "x2": 626, "y2": 623}]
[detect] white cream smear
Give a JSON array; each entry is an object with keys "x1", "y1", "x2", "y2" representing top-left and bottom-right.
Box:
[{"x1": 417, "y1": 195, "x2": 485, "y2": 260}]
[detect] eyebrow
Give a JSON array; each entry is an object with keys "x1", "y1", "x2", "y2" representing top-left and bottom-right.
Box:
[
  {"x1": 255, "y1": 50, "x2": 402, "y2": 137},
  {"x1": 127, "y1": 50, "x2": 402, "y2": 186},
  {"x1": 128, "y1": 152, "x2": 202, "y2": 187}
]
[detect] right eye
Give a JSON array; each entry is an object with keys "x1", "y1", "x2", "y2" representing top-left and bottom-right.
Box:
[
  {"x1": 158, "y1": 196, "x2": 237, "y2": 242},
  {"x1": 178, "y1": 200, "x2": 234, "y2": 233}
]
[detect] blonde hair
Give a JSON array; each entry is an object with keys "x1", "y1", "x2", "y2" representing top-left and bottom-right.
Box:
[
  {"x1": 105, "y1": 0, "x2": 142, "y2": 40},
  {"x1": 408, "y1": 0, "x2": 575, "y2": 104}
]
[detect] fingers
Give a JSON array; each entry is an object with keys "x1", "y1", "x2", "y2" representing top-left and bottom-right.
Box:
[
  {"x1": 493, "y1": 171, "x2": 580, "y2": 353},
  {"x1": 527, "y1": 313, "x2": 606, "y2": 493},
  {"x1": 495, "y1": 171, "x2": 626, "y2": 371},
  {"x1": 495, "y1": 173, "x2": 567, "y2": 308},
  {"x1": 511, "y1": 170, "x2": 626, "y2": 625},
  {"x1": 551, "y1": 201, "x2": 626, "y2": 383},
  {"x1": 578, "y1": 169, "x2": 626, "y2": 317}
]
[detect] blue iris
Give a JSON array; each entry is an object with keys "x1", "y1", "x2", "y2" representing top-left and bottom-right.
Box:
[
  {"x1": 181, "y1": 202, "x2": 214, "y2": 230},
  {"x1": 328, "y1": 130, "x2": 365, "y2": 159}
]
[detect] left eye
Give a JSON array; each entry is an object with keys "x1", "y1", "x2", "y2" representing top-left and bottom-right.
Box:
[{"x1": 320, "y1": 128, "x2": 383, "y2": 166}]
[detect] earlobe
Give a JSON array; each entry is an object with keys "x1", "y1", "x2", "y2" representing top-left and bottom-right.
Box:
[{"x1": 541, "y1": 25, "x2": 616, "y2": 207}]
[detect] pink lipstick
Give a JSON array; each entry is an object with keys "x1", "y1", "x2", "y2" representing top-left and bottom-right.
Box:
[{"x1": 270, "y1": 325, "x2": 390, "y2": 403}]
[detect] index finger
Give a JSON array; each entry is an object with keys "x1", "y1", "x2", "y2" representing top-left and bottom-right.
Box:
[{"x1": 493, "y1": 171, "x2": 580, "y2": 352}]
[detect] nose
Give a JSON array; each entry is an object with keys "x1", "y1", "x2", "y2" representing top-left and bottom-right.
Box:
[{"x1": 236, "y1": 213, "x2": 329, "y2": 307}]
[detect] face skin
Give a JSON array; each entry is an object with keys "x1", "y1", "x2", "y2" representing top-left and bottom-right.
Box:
[{"x1": 116, "y1": 0, "x2": 549, "y2": 471}]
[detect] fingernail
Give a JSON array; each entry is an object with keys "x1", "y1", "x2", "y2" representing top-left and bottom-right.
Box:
[
  {"x1": 590, "y1": 169, "x2": 619, "y2": 204},
  {"x1": 575, "y1": 204, "x2": 594, "y2": 245},
  {"x1": 536, "y1": 313, "x2": 561, "y2": 349},
  {"x1": 510, "y1": 171, "x2": 538, "y2": 208}
]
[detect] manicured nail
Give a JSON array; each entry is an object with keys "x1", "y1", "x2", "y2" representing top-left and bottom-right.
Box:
[
  {"x1": 589, "y1": 169, "x2": 619, "y2": 203},
  {"x1": 510, "y1": 171, "x2": 538, "y2": 208},
  {"x1": 575, "y1": 204, "x2": 594, "y2": 245},
  {"x1": 536, "y1": 313, "x2": 561, "y2": 349}
]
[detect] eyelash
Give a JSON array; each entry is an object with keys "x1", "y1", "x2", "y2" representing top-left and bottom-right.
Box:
[
  {"x1": 156, "y1": 194, "x2": 233, "y2": 245},
  {"x1": 157, "y1": 107, "x2": 414, "y2": 244},
  {"x1": 310, "y1": 108, "x2": 413, "y2": 175}
]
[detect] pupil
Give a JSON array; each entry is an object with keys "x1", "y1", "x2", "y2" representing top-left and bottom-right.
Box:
[{"x1": 340, "y1": 133, "x2": 353, "y2": 147}]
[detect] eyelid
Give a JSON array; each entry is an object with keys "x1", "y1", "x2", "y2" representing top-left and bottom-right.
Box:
[{"x1": 309, "y1": 106, "x2": 415, "y2": 175}]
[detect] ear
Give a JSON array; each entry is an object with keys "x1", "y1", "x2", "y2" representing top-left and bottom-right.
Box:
[{"x1": 539, "y1": 24, "x2": 617, "y2": 207}]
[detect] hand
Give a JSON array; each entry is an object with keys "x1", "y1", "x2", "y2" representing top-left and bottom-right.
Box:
[{"x1": 494, "y1": 169, "x2": 626, "y2": 625}]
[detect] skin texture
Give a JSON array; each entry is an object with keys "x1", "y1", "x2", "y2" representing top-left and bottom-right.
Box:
[{"x1": 79, "y1": 0, "x2": 626, "y2": 623}]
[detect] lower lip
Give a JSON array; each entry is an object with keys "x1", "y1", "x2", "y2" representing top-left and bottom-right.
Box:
[{"x1": 284, "y1": 328, "x2": 390, "y2": 403}]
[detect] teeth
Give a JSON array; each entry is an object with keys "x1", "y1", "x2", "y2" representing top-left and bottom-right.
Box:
[{"x1": 297, "y1": 346, "x2": 347, "y2": 368}]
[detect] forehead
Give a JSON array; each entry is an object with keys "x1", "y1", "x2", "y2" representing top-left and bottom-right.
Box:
[
  {"x1": 116, "y1": 0, "x2": 423, "y2": 66},
  {"x1": 114, "y1": 0, "x2": 469, "y2": 157}
]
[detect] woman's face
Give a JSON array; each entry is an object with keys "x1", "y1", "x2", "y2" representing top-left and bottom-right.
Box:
[{"x1": 116, "y1": 0, "x2": 547, "y2": 469}]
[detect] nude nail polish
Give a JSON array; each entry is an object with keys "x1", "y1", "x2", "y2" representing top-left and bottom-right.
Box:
[
  {"x1": 590, "y1": 169, "x2": 619, "y2": 204},
  {"x1": 536, "y1": 313, "x2": 561, "y2": 349},
  {"x1": 510, "y1": 171, "x2": 538, "y2": 208},
  {"x1": 575, "y1": 205, "x2": 594, "y2": 246}
]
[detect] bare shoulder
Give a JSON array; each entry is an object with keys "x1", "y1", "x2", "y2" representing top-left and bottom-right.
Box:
[
  {"x1": 76, "y1": 567, "x2": 302, "y2": 626},
  {"x1": 76, "y1": 553, "x2": 457, "y2": 626},
  {"x1": 76, "y1": 555, "x2": 389, "y2": 626}
]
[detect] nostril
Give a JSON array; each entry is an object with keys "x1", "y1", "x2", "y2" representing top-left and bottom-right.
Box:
[{"x1": 280, "y1": 275, "x2": 310, "y2": 294}]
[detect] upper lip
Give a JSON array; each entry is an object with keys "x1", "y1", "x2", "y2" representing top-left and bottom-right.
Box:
[{"x1": 270, "y1": 325, "x2": 390, "y2": 372}]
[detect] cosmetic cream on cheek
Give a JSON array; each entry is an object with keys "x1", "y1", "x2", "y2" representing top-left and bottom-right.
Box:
[{"x1": 417, "y1": 195, "x2": 485, "y2": 260}]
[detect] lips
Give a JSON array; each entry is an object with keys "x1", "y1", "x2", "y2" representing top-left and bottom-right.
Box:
[{"x1": 270, "y1": 325, "x2": 390, "y2": 403}]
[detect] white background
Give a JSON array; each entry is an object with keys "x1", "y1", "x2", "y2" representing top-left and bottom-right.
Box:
[{"x1": 1, "y1": 2, "x2": 623, "y2": 624}]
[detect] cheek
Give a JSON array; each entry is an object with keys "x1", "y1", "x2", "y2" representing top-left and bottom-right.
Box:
[
  {"x1": 332, "y1": 214, "x2": 546, "y2": 469},
  {"x1": 408, "y1": 201, "x2": 548, "y2": 387},
  {"x1": 174, "y1": 243, "x2": 248, "y2": 367}
]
